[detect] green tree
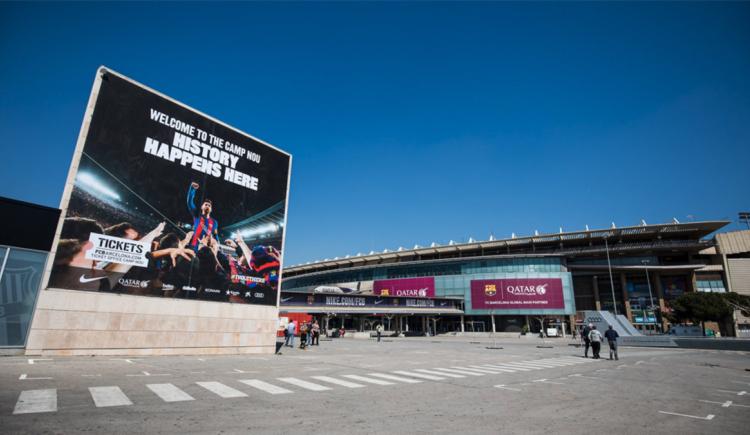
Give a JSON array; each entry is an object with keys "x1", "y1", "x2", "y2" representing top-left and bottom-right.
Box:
[{"x1": 663, "y1": 292, "x2": 734, "y2": 335}]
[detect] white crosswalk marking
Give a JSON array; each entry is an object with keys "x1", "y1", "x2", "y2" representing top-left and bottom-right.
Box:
[
  {"x1": 470, "y1": 365, "x2": 516, "y2": 373},
  {"x1": 239, "y1": 379, "x2": 292, "y2": 394},
  {"x1": 311, "y1": 376, "x2": 366, "y2": 388},
  {"x1": 368, "y1": 373, "x2": 422, "y2": 383},
  {"x1": 342, "y1": 374, "x2": 395, "y2": 385},
  {"x1": 147, "y1": 383, "x2": 194, "y2": 402},
  {"x1": 13, "y1": 389, "x2": 57, "y2": 414},
  {"x1": 431, "y1": 367, "x2": 485, "y2": 376},
  {"x1": 489, "y1": 363, "x2": 531, "y2": 371},
  {"x1": 415, "y1": 369, "x2": 465, "y2": 378},
  {"x1": 536, "y1": 360, "x2": 572, "y2": 366},
  {"x1": 513, "y1": 361, "x2": 558, "y2": 368},
  {"x1": 277, "y1": 377, "x2": 332, "y2": 391},
  {"x1": 500, "y1": 362, "x2": 544, "y2": 370},
  {"x1": 451, "y1": 366, "x2": 501, "y2": 374},
  {"x1": 89, "y1": 386, "x2": 133, "y2": 407},
  {"x1": 392, "y1": 370, "x2": 446, "y2": 381},
  {"x1": 196, "y1": 382, "x2": 248, "y2": 398}
]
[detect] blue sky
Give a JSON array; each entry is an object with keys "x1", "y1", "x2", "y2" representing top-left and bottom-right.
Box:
[{"x1": 1, "y1": 2, "x2": 748, "y2": 265}]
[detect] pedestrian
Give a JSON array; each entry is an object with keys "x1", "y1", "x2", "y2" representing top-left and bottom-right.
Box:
[
  {"x1": 312, "y1": 321, "x2": 320, "y2": 346},
  {"x1": 582, "y1": 323, "x2": 592, "y2": 358},
  {"x1": 376, "y1": 323, "x2": 383, "y2": 342},
  {"x1": 299, "y1": 322, "x2": 308, "y2": 349},
  {"x1": 604, "y1": 325, "x2": 619, "y2": 360},
  {"x1": 286, "y1": 320, "x2": 296, "y2": 347},
  {"x1": 588, "y1": 325, "x2": 603, "y2": 359}
]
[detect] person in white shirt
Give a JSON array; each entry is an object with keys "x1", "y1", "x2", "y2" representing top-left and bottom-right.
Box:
[
  {"x1": 285, "y1": 320, "x2": 296, "y2": 347},
  {"x1": 588, "y1": 325, "x2": 603, "y2": 359}
]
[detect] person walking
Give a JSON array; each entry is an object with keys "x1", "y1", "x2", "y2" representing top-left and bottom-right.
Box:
[
  {"x1": 581, "y1": 323, "x2": 592, "y2": 358},
  {"x1": 299, "y1": 322, "x2": 308, "y2": 350},
  {"x1": 376, "y1": 324, "x2": 383, "y2": 342},
  {"x1": 285, "y1": 320, "x2": 296, "y2": 348},
  {"x1": 604, "y1": 325, "x2": 619, "y2": 360},
  {"x1": 312, "y1": 321, "x2": 320, "y2": 346},
  {"x1": 588, "y1": 325, "x2": 603, "y2": 359}
]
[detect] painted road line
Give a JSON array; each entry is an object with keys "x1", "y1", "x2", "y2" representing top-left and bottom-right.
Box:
[
  {"x1": 27, "y1": 359, "x2": 53, "y2": 365},
  {"x1": 518, "y1": 361, "x2": 562, "y2": 368},
  {"x1": 342, "y1": 374, "x2": 395, "y2": 386},
  {"x1": 512, "y1": 361, "x2": 555, "y2": 369},
  {"x1": 509, "y1": 361, "x2": 557, "y2": 368},
  {"x1": 311, "y1": 376, "x2": 366, "y2": 388},
  {"x1": 490, "y1": 363, "x2": 531, "y2": 372},
  {"x1": 699, "y1": 400, "x2": 733, "y2": 408},
  {"x1": 498, "y1": 362, "x2": 544, "y2": 370},
  {"x1": 494, "y1": 384, "x2": 522, "y2": 392},
  {"x1": 715, "y1": 389, "x2": 747, "y2": 396},
  {"x1": 89, "y1": 386, "x2": 133, "y2": 407},
  {"x1": 658, "y1": 411, "x2": 715, "y2": 420},
  {"x1": 533, "y1": 360, "x2": 572, "y2": 366},
  {"x1": 369, "y1": 373, "x2": 423, "y2": 384},
  {"x1": 18, "y1": 374, "x2": 53, "y2": 380},
  {"x1": 463, "y1": 365, "x2": 507, "y2": 373},
  {"x1": 698, "y1": 400, "x2": 750, "y2": 409},
  {"x1": 392, "y1": 370, "x2": 447, "y2": 381},
  {"x1": 430, "y1": 368, "x2": 485, "y2": 376},
  {"x1": 532, "y1": 378, "x2": 565, "y2": 385},
  {"x1": 277, "y1": 377, "x2": 332, "y2": 391},
  {"x1": 147, "y1": 383, "x2": 195, "y2": 402},
  {"x1": 239, "y1": 379, "x2": 292, "y2": 395},
  {"x1": 451, "y1": 366, "x2": 501, "y2": 375},
  {"x1": 13, "y1": 389, "x2": 57, "y2": 414},
  {"x1": 473, "y1": 365, "x2": 517, "y2": 373},
  {"x1": 414, "y1": 369, "x2": 465, "y2": 378},
  {"x1": 466, "y1": 364, "x2": 516, "y2": 373},
  {"x1": 196, "y1": 382, "x2": 248, "y2": 398}
]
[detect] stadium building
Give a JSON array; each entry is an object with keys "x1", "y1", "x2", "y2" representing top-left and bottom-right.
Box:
[{"x1": 280, "y1": 220, "x2": 750, "y2": 337}]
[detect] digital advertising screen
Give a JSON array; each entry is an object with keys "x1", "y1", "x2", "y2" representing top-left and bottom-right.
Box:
[{"x1": 46, "y1": 67, "x2": 291, "y2": 307}]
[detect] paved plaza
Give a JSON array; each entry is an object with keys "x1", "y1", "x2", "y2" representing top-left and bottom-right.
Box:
[{"x1": 1, "y1": 337, "x2": 749, "y2": 434}]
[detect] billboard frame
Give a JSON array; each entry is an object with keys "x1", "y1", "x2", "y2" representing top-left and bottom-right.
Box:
[{"x1": 40, "y1": 66, "x2": 293, "y2": 311}]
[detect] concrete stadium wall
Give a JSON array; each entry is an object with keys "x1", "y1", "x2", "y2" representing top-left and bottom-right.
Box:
[{"x1": 25, "y1": 289, "x2": 278, "y2": 356}]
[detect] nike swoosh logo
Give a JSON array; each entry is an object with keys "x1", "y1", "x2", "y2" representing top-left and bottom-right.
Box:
[
  {"x1": 374, "y1": 300, "x2": 384, "y2": 305},
  {"x1": 79, "y1": 275, "x2": 107, "y2": 283},
  {"x1": 281, "y1": 297, "x2": 294, "y2": 303}
]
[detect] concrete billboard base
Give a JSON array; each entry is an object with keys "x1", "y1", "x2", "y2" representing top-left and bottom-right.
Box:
[{"x1": 25, "y1": 289, "x2": 278, "y2": 356}]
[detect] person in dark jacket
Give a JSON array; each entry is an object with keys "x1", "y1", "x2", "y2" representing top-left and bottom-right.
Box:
[
  {"x1": 604, "y1": 325, "x2": 620, "y2": 360},
  {"x1": 581, "y1": 323, "x2": 592, "y2": 358}
]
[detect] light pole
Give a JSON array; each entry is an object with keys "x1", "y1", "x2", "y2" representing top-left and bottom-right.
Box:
[
  {"x1": 604, "y1": 236, "x2": 618, "y2": 316},
  {"x1": 642, "y1": 259, "x2": 655, "y2": 334}
]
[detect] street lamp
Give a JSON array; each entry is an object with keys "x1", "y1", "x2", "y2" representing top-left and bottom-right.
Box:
[
  {"x1": 604, "y1": 235, "x2": 618, "y2": 316},
  {"x1": 642, "y1": 259, "x2": 655, "y2": 333}
]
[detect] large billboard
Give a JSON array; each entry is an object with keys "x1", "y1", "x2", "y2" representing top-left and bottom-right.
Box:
[
  {"x1": 470, "y1": 278, "x2": 564, "y2": 310},
  {"x1": 373, "y1": 277, "x2": 435, "y2": 298},
  {"x1": 46, "y1": 67, "x2": 291, "y2": 307}
]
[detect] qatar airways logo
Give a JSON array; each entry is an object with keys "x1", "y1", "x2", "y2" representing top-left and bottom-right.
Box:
[
  {"x1": 395, "y1": 287, "x2": 430, "y2": 297},
  {"x1": 506, "y1": 283, "x2": 548, "y2": 296}
]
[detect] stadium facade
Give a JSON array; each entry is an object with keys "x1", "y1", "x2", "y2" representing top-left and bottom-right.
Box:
[{"x1": 281, "y1": 220, "x2": 750, "y2": 336}]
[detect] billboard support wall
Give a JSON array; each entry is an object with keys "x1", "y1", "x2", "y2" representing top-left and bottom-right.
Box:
[{"x1": 26, "y1": 67, "x2": 291, "y2": 356}]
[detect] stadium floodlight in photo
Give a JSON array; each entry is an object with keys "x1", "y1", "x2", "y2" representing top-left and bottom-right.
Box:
[
  {"x1": 75, "y1": 172, "x2": 121, "y2": 201},
  {"x1": 236, "y1": 223, "x2": 281, "y2": 239}
]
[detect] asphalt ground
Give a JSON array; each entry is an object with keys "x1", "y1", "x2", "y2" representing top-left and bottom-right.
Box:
[{"x1": 1, "y1": 337, "x2": 749, "y2": 434}]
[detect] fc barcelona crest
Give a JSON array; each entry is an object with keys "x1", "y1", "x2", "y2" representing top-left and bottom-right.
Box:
[{"x1": 484, "y1": 284, "x2": 497, "y2": 297}]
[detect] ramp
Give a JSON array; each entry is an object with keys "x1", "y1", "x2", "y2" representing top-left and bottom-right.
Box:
[
  {"x1": 615, "y1": 314, "x2": 642, "y2": 336},
  {"x1": 583, "y1": 311, "x2": 641, "y2": 337}
]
